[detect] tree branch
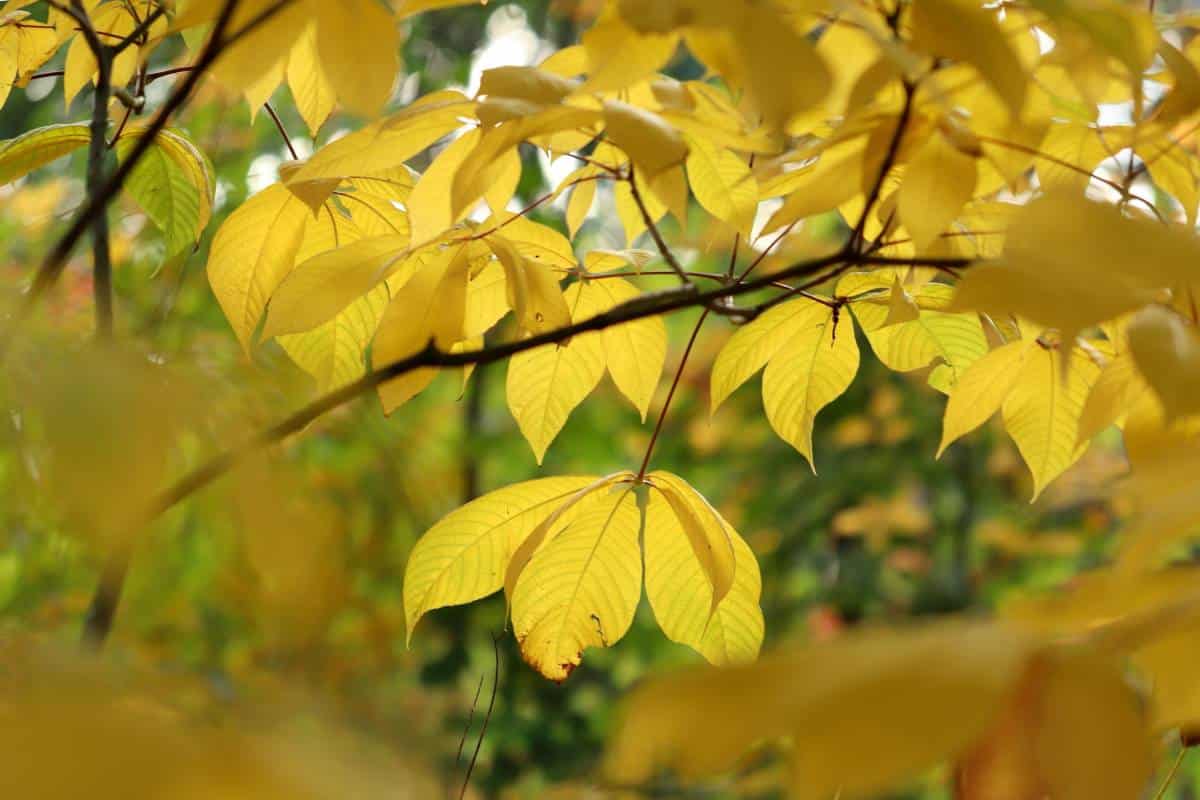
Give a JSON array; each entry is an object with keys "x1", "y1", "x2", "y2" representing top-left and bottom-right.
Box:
[
  {"x1": 77, "y1": 243, "x2": 979, "y2": 644},
  {"x1": 9, "y1": 0, "x2": 301, "y2": 359},
  {"x1": 68, "y1": 0, "x2": 117, "y2": 338}
]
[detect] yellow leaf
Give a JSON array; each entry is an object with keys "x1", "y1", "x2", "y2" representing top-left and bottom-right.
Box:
[
  {"x1": 646, "y1": 471, "x2": 735, "y2": 616},
  {"x1": 643, "y1": 479, "x2": 763, "y2": 665},
  {"x1": 1126, "y1": 305, "x2": 1200, "y2": 421},
  {"x1": 566, "y1": 174, "x2": 597, "y2": 237},
  {"x1": 1033, "y1": 651, "x2": 1155, "y2": 800},
  {"x1": 898, "y1": 128, "x2": 977, "y2": 252},
  {"x1": 62, "y1": 3, "x2": 137, "y2": 106},
  {"x1": 263, "y1": 233, "x2": 411, "y2": 339},
  {"x1": 510, "y1": 485, "x2": 642, "y2": 681},
  {"x1": 685, "y1": 134, "x2": 757, "y2": 236},
  {"x1": 614, "y1": 163, "x2": 667, "y2": 245},
  {"x1": 762, "y1": 304, "x2": 860, "y2": 471},
  {"x1": 911, "y1": 0, "x2": 1026, "y2": 116},
  {"x1": 710, "y1": 298, "x2": 830, "y2": 412},
  {"x1": 176, "y1": 0, "x2": 309, "y2": 100},
  {"x1": 1077, "y1": 349, "x2": 1152, "y2": 444},
  {"x1": 957, "y1": 648, "x2": 1155, "y2": 800},
  {"x1": 1002, "y1": 345, "x2": 1100, "y2": 501},
  {"x1": 452, "y1": 106, "x2": 600, "y2": 223},
  {"x1": 278, "y1": 283, "x2": 390, "y2": 392},
  {"x1": 206, "y1": 183, "x2": 312, "y2": 352},
  {"x1": 287, "y1": 23, "x2": 337, "y2": 135},
  {"x1": 506, "y1": 283, "x2": 607, "y2": 463},
  {"x1": 950, "y1": 189, "x2": 1200, "y2": 344},
  {"x1": 584, "y1": 278, "x2": 667, "y2": 421},
  {"x1": 762, "y1": 137, "x2": 865, "y2": 233},
  {"x1": 314, "y1": 0, "x2": 399, "y2": 117},
  {"x1": 372, "y1": 243, "x2": 471, "y2": 413},
  {"x1": 464, "y1": 260, "x2": 511, "y2": 338},
  {"x1": 881, "y1": 276, "x2": 920, "y2": 328},
  {"x1": 485, "y1": 233, "x2": 571, "y2": 337},
  {"x1": 403, "y1": 475, "x2": 604, "y2": 643},
  {"x1": 484, "y1": 213, "x2": 577, "y2": 272},
  {"x1": 0, "y1": 14, "x2": 57, "y2": 111},
  {"x1": 407, "y1": 128, "x2": 481, "y2": 246},
  {"x1": 502, "y1": 474, "x2": 628, "y2": 602},
  {"x1": 478, "y1": 65, "x2": 578, "y2": 105},
  {"x1": 603, "y1": 100, "x2": 688, "y2": 178},
  {"x1": 606, "y1": 622, "x2": 1034, "y2": 796},
  {"x1": 286, "y1": 90, "x2": 472, "y2": 195},
  {"x1": 938, "y1": 340, "x2": 1028, "y2": 457},
  {"x1": 581, "y1": 12, "x2": 678, "y2": 94},
  {"x1": 841, "y1": 273, "x2": 988, "y2": 393}
]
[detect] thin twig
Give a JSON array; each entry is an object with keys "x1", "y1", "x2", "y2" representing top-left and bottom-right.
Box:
[
  {"x1": 459, "y1": 634, "x2": 500, "y2": 800},
  {"x1": 636, "y1": 310, "x2": 709, "y2": 482},
  {"x1": 265, "y1": 101, "x2": 299, "y2": 160},
  {"x1": 627, "y1": 165, "x2": 691, "y2": 286},
  {"x1": 1152, "y1": 748, "x2": 1187, "y2": 800}
]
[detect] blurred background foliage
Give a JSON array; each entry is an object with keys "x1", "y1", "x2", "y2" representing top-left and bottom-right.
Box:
[{"x1": 0, "y1": 1, "x2": 1164, "y2": 797}]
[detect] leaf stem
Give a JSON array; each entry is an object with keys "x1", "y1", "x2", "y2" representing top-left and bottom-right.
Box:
[
  {"x1": 636, "y1": 310, "x2": 709, "y2": 482},
  {"x1": 265, "y1": 101, "x2": 300, "y2": 160}
]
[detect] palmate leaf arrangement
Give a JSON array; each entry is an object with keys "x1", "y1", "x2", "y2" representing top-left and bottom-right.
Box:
[{"x1": 14, "y1": 0, "x2": 1200, "y2": 794}]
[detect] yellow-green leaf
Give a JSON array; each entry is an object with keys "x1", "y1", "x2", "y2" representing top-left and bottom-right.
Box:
[
  {"x1": 403, "y1": 475, "x2": 603, "y2": 643},
  {"x1": 0, "y1": 122, "x2": 89, "y2": 186},
  {"x1": 116, "y1": 139, "x2": 203, "y2": 257},
  {"x1": 710, "y1": 298, "x2": 830, "y2": 412},
  {"x1": 841, "y1": 272, "x2": 988, "y2": 393}
]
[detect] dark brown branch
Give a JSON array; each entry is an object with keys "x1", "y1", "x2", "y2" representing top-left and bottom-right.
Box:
[{"x1": 67, "y1": 0, "x2": 116, "y2": 338}]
